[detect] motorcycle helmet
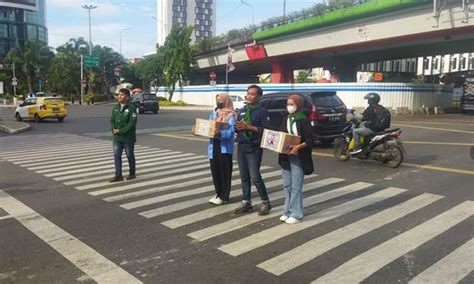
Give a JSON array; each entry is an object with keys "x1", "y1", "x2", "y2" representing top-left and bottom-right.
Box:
[{"x1": 364, "y1": 92, "x2": 380, "y2": 105}]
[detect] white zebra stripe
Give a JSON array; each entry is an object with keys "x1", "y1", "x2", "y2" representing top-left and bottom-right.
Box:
[
  {"x1": 218, "y1": 187, "x2": 406, "y2": 257},
  {"x1": 257, "y1": 193, "x2": 443, "y2": 276},
  {"x1": 312, "y1": 201, "x2": 474, "y2": 284}
]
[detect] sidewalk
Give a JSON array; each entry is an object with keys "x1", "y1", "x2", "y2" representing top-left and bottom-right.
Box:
[{"x1": 0, "y1": 120, "x2": 30, "y2": 134}]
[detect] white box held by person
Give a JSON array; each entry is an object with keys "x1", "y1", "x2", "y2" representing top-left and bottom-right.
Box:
[
  {"x1": 260, "y1": 129, "x2": 301, "y2": 154},
  {"x1": 194, "y1": 118, "x2": 229, "y2": 138}
]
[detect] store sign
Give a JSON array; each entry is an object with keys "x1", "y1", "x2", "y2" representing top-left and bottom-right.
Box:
[{"x1": 0, "y1": 0, "x2": 37, "y2": 11}]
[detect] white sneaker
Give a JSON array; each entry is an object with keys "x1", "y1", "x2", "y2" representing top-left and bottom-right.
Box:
[
  {"x1": 279, "y1": 215, "x2": 289, "y2": 222},
  {"x1": 209, "y1": 197, "x2": 223, "y2": 205},
  {"x1": 350, "y1": 148, "x2": 363, "y2": 155},
  {"x1": 209, "y1": 195, "x2": 218, "y2": 204},
  {"x1": 285, "y1": 217, "x2": 302, "y2": 224}
]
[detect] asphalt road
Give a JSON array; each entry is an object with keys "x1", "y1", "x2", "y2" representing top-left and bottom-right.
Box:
[{"x1": 0, "y1": 104, "x2": 473, "y2": 283}]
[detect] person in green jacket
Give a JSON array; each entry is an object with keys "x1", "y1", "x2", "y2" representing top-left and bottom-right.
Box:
[{"x1": 110, "y1": 88, "x2": 138, "y2": 182}]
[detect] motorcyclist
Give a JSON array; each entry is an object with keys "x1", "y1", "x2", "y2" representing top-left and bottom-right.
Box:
[{"x1": 350, "y1": 92, "x2": 384, "y2": 155}]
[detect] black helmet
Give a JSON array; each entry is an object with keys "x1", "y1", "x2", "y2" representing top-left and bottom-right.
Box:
[{"x1": 364, "y1": 92, "x2": 380, "y2": 105}]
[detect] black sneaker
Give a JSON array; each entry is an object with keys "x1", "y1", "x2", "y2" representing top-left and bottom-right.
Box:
[
  {"x1": 126, "y1": 174, "x2": 136, "y2": 181},
  {"x1": 109, "y1": 176, "x2": 124, "y2": 183},
  {"x1": 234, "y1": 202, "x2": 253, "y2": 214},
  {"x1": 258, "y1": 201, "x2": 272, "y2": 216}
]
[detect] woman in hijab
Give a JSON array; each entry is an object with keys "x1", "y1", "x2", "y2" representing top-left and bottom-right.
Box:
[
  {"x1": 278, "y1": 94, "x2": 314, "y2": 224},
  {"x1": 205, "y1": 93, "x2": 236, "y2": 205}
]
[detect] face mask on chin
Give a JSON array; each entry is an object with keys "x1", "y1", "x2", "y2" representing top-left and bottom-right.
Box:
[
  {"x1": 287, "y1": 105, "x2": 297, "y2": 114},
  {"x1": 216, "y1": 102, "x2": 224, "y2": 109}
]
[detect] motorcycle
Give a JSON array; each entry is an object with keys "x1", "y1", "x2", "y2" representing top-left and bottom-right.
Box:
[{"x1": 333, "y1": 111, "x2": 406, "y2": 168}]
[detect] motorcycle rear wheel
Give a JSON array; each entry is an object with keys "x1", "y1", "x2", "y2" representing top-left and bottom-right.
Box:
[
  {"x1": 334, "y1": 139, "x2": 350, "y2": 162},
  {"x1": 383, "y1": 145, "x2": 404, "y2": 168}
]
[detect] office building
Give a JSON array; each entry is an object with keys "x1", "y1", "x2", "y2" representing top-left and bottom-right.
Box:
[
  {"x1": 156, "y1": 0, "x2": 216, "y2": 46},
  {"x1": 0, "y1": 0, "x2": 48, "y2": 57}
]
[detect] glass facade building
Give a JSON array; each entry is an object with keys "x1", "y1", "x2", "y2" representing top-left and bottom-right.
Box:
[{"x1": 0, "y1": 0, "x2": 47, "y2": 57}]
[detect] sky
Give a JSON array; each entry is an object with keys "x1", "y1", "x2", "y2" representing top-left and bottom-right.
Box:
[{"x1": 47, "y1": 0, "x2": 318, "y2": 59}]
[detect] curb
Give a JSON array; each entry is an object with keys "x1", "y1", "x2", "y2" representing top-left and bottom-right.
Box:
[
  {"x1": 160, "y1": 106, "x2": 214, "y2": 111},
  {"x1": 0, "y1": 121, "x2": 31, "y2": 134}
]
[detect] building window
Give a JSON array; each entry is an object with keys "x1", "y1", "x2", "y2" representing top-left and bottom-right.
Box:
[
  {"x1": 0, "y1": 24, "x2": 7, "y2": 38},
  {"x1": 27, "y1": 24, "x2": 37, "y2": 39}
]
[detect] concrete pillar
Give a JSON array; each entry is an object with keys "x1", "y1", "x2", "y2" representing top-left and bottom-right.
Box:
[{"x1": 271, "y1": 59, "x2": 294, "y2": 83}]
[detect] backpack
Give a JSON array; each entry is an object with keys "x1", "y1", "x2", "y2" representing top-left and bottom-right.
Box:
[{"x1": 372, "y1": 105, "x2": 391, "y2": 131}]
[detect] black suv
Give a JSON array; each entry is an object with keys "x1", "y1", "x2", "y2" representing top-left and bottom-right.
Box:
[
  {"x1": 260, "y1": 91, "x2": 347, "y2": 145},
  {"x1": 131, "y1": 93, "x2": 159, "y2": 114}
]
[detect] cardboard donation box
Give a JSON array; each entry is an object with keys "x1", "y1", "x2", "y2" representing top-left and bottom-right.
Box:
[
  {"x1": 260, "y1": 129, "x2": 301, "y2": 154},
  {"x1": 194, "y1": 118, "x2": 229, "y2": 138}
]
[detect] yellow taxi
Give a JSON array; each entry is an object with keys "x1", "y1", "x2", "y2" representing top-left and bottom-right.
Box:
[{"x1": 15, "y1": 96, "x2": 67, "y2": 123}]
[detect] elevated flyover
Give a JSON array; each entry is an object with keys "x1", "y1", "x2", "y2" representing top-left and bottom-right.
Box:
[{"x1": 195, "y1": 0, "x2": 474, "y2": 83}]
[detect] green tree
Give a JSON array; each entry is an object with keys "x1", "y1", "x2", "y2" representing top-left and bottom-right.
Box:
[
  {"x1": 92, "y1": 45, "x2": 124, "y2": 94},
  {"x1": 296, "y1": 70, "x2": 314, "y2": 83},
  {"x1": 135, "y1": 53, "x2": 164, "y2": 91},
  {"x1": 162, "y1": 25, "x2": 195, "y2": 101},
  {"x1": 47, "y1": 52, "x2": 81, "y2": 99},
  {"x1": 6, "y1": 39, "x2": 54, "y2": 94},
  {"x1": 120, "y1": 62, "x2": 142, "y2": 89}
]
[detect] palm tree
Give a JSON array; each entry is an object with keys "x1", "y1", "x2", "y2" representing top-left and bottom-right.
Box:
[{"x1": 7, "y1": 39, "x2": 53, "y2": 93}]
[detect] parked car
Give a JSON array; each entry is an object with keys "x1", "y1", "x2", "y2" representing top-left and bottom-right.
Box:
[
  {"x1": 230, "y1": 95, "x2": 246, "y2": 110},
  {"x1": 260, "y1": 91, "x2": 347, "y2": 145},
  {"x1": 131, "y1": 93, "x2": 159, "y2": 114},
  {"x1": 460, "y1": 92, "x2": 474, "y2": 114},
  {"x1": 15, "y1": 96, "x2": 67, "y2": 123}
]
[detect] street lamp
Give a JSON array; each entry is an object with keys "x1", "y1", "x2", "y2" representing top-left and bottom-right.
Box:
[
  {"x1": 82, "y1": 4, "x2": 97, "y2": 56},
  {"x1": 241, "y1": 0, "x2": 254, "y2": 25},
  {"x1": 152, "y1": 16, "x2": 168, "y2": 46},
  {"x1": 120, "y1": 27, "x2": 132, "y2": 55}
]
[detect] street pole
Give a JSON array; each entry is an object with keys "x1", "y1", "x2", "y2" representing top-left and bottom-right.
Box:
[
  {"x1": 80, "y1": 54, "x2": 84, "y2": 105},
  {"x1": 12, "y1": 61, "x2": 16, "y2": 97},
  {"x1": 283, "y1": 0, "x2": 287, "y2": 17},
  {"x1": 119, "y1": 27, "x2": 131, "y2": 55},
  {"x1": 82, "y1": 5, "x2": 97, "y2": 56}
]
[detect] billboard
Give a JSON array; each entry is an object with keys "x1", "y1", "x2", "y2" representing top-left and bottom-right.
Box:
[{"x1": 0, "y1": 0, "x2": 37, "y2": 11}]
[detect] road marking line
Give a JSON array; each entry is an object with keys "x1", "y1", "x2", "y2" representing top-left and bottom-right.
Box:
[
  {"x1": 44, "y1": 152, "x2": 187, "y2": 178},
  {"x1": 403, "y1": 163, "x2": 474, "y2": 175},
  {"x1": 218, "y1": 187, "x2": 405, "y2": 257},
  {"x1": 0, "y1": 139, "x2": 111, "y2": 153},
  {"x1": 121, "y1": 169, "x2": 281, "y2": 210},
  {"x1": 33, "y1": 150, "x2": 171, "y2": 172},
  {"x1": 0, "y1": 190, "x2": 142, "y2": 284},
  {"x1": 59, "y1": 156, "x2": 206, "y2": 184},
  {"x1": 409, "y1": 238, "x2": 474, "y2": 284},
  {"x1": 4, "y1": 144, "x2": 112, "y2": 160},
  {"x1": 0, "y1": 215, "x2": 13, "y2": 221},
  {"x1": 155, "y1": 178, "x2": 287, "y2": 224},
  {"x1": 86, "y1": 165, "x2": 238, "y2": 195},
  {"x1": 392, "y1": 123, "x2": 474, "y2": 134},
  {"x1": 188, "y1": 178, "x2": 350, "y2": 242},
  {"x1": 153, "y1": 133, "x2": 209, "y2": 142},
  {"x1": 392, "y1": 120, "x2": 474, "y2": 127},
  {"x1": 258, "y1": 193, "x2": 443, "y2": 275},
  {"x1": 104, "y1": 166, "x2": 273, "y2": 203},
  {"x1": 403, "y1": 141, "x2": 473, "y2": 146},
  {"x1": 312, "y1": 201, "x2": 474, "y2": 284},
  {"x1": 27, "y1": 149, "x2": 171, "y2": 170}
]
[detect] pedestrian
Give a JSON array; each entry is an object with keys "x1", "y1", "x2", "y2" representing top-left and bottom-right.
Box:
[
  {"x1": 234, "y1": 84, "x2": 272, "y2": 215},
  {"x1": 278, "y1": 94, "x2": 314, "y2": 224},
  {"x1": 204, "y1": 93, "x2": 236, "y2": 205},
  {"x1": 109, "y1": 88, "x2": 138, "y2": 182}
]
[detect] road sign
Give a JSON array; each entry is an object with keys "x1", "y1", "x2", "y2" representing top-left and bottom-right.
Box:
[
  {"x1": 12, "y1": 77, "x2": 17, "y2": 86},
  {"x1": 83, "y1": 55, "x2": 99, "y2": 67},
  {"x1": 209, "y1": 72, "x2": 216, "y2": 80},
  {"x1": 210, "y1": 80, "x2": 216, "y2": 86},
  {"x1": 80, "y1": 79, "x2": 86, "y2": 84}
]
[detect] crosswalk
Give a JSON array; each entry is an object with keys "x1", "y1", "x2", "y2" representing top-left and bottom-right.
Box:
[{"x1": 1, "y1": 133, "x2": 472, "y2": 283}]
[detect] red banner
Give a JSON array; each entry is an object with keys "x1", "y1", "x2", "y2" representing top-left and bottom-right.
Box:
[{"x1": 245, "y1": 42, "x2": 267, "y2": 61}]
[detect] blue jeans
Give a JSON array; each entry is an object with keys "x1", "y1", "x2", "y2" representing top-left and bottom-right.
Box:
[
  {"x1": 237, "y1": 144, "x2": 269, "y2": 203},
  {"x1": 113, "y1": 141, "x2": 136, "y2": 177},
  {"x1": 281, "y1": 156, "x2": 304, "y2": 220},
  {"x1": 353, "y1": 122, "x2": 374, "y2": 150}
]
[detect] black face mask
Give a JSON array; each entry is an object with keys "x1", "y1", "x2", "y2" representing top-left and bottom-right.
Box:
[{"x1": 216, "y1": 102, "x2": 224, "y2": 109}]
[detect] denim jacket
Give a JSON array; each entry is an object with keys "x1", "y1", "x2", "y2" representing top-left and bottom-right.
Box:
[{"x1": 208, "y1": 110, "x2": 236, "y2": 159}]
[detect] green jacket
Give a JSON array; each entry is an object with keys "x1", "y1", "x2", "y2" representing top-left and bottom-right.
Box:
[{"x1": 110, "y1": 103, "x2": 138, "y2": 143}]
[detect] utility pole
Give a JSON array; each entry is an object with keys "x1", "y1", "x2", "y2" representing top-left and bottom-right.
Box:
[
  {"x1": 119, "y1": 27, "x2": 131, "y2": 55},
  {"x1": 80, "y1": 54, "x2": 84, "y2": 105},
  {"x1": 283, "y1": 0, "x2": 287, "y2": 17},
  {"x1": 82, "y1": 5, "x2": 97, "y2": 55}
]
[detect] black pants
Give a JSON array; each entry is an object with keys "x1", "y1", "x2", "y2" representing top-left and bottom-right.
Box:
[{"x1": 210, "y1": 139, "x2": 233, "y2": 201}]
